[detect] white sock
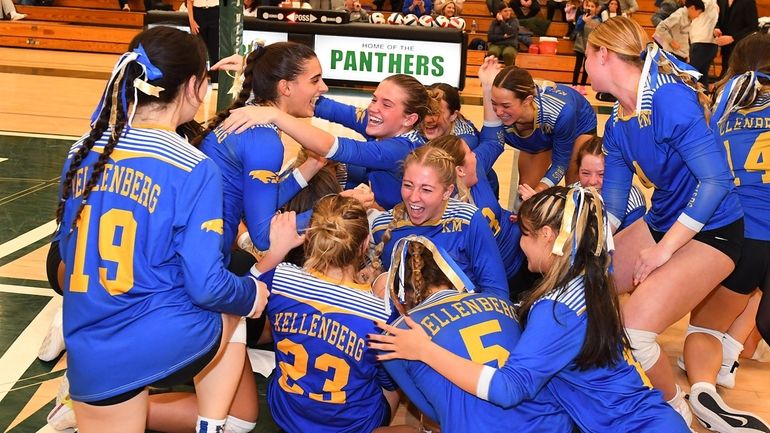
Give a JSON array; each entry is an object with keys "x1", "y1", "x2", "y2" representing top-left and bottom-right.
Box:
[
  {"x1": 224, "y1": 415, "x2": 257, "y2": 433},
  {"x1": 691, "y1": 381, "x2": 717, "y2": 395},
  {"x1": 197, "y1": 416, "x2": 226, "y2": 433},
  {"x1": 722, "y1": 333, "x2": 743, "y2": 366}
]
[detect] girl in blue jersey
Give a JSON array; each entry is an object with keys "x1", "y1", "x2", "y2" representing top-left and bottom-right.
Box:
[
  {"x1": 583, "y1": 17, "x2": 744, "y2": 425},
  {"x1": 678, "y1": 33, "x2": 770, "y2": 433},
  {"x1": 371, "y1": 146, "x2": 509, "y2": 299},
  {"x1": 371, "y1": 186, "x2": 690, "y2": 433},
  {"x1": 263, "y1": 194, "x2": 411, "y2": 433},
  {"x1": 488, "y1": 64, "x2": 597, "y2": 191},
  {"x1": 424, "y1": 82, "x2": 502, "y2": 199},
  {"x1": 380, "y1": 235, "x2": 574, "y2": 433},
  {"x1": 520, "y1": 136, "x2": 647, "y2": 232},
  {"x1": 54, "y1": 27, "x2": 267, "y2": 433},
  {"x1": 220, "y1": 74, "x2": 429, "y2": 210},
  {"x1": 423, "y1": 59, "x2": 526, "y2": 297},
  {"x1": 195, "y1": 42, "x2": 328, "y2": 256}
]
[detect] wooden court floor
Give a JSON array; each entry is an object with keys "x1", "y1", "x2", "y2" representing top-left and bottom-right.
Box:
[{"x1": 0, "y1": 48, "x2": 768, "y2": 433}]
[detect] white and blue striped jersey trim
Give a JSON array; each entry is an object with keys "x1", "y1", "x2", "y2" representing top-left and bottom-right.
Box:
[
  {"x1": 390, "y1": 290, "x2": 460, "y2": 328},
  {"x1": 453, "y1": 118, "x2": 478, "y2": 136},
  {"x1": 371, "y1": 199, "x2": 477, "y2": 232},
  {"x1": 537, "y1": 90, "x2": 568, "y2": 133},
  {"x1": 271, "y1": 263, "x2": 390, "y2": 322},
  {"x1": 398, "y1": 129, "x2": 426, "y2": 145},
  {"x1": 68, "y1": 128, "x2": 207, "y2": 172},
  {"x1": 534, "y1": 277, "x2": 586, "y2": 315},
  {"x1": 213, "y1": 122, "x2": 278, "y2": 144},
  {"x1": 627, "y1": 185, "x2": 647, "y2": 214}
]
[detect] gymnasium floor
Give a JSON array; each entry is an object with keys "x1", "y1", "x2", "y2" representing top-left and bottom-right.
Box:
[{"x1": 0, "y1": 48, "x2": 768, "y2": 433}]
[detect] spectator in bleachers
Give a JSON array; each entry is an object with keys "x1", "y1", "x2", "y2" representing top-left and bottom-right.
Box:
[
  {"x1": 374, "y1": 0, "x2": 403, "y2": 12},
  {"x1": 336, "y1": 0, "x2": 370, "y2": 21},
  {"x1": 572, "y1": 0, "x2": 601, "y2": 93},
  {"x1": 651, "y1": 0, "x2": 681, "y2": 25},
  {"x1": 244, "y1": 0, "x2": 258, "y2": 16},
  {"x1": 433, "y1": 0, "x2": 459, "y2": 17},
  {"x1": 618, "y1": 0, "x2": 637, "y2": 14},
  {"x1": 564, "y1": 0, "x2": 581, "y2": 38},
  {"x1": 403, "y1": 0, "x2": 432, "y2": 15},
  {"x1": 654, "y1": 0, "x2": 703, "y2": 62},
  {"x1": 599, "y1": 0, "x2": 622, "y2": 20},
  {"x1": 547, "y1": 0, "x2": 567, "y2": 21},
  {"x1": 1, "y1": 0, "x2": 26, "y2": 20},
  {"x1": 434, "y1": 0, "x2": 463, "y2": 15},
  {"x1": 488, "y1": 6, "x2": 520, "y2": 66},
  {"x1": 713, "y1": 0, "x2": 758, "y2": 77},
  {"x1": 510, "y1": 0, "x2": 549, "y2": 35},
  {"x1": 688, "y1": 0, "x2": 718, "y2": 86}
]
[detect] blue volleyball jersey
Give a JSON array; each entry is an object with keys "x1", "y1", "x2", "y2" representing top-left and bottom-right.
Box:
[
  {"x1": 383, "y1": 291, "x2": 574, "y2": 433},
  {"x1": 199, "y1": 123, "x2": 283, "y2": 254},
  {"x1": 502, "y1": 83, "x2": 597, "y2": 186},
  {"x1": 57, "y1": 127, "x2": 258, "y2": 402},
  {"x1": 266, "y1": 263, "x2": 392, "y2": 433},
  {"x1": 712, "y1": 90, "x2": 770, "y2": 240},
  {"x1": 473, "y1": 125, "x2": 524, "y2": 278},
  {"x1": 602, "y1": 79, "x2": 742, "y2": 232},
  {"x1": 372, "y1": 199, "x2": 508, "y2": 298},
  {"x1": 481, "y1": 277, "x2": 690, "y2": 432},
  {"x1": 315, "y1": 96, "x2": 425, "y2": 209},
  {"x1": 454, "y1": 116, "x2": 480, "y2": 149}
]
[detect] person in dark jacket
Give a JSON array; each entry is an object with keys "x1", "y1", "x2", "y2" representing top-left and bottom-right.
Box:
[
  {"x1": 714, "y1": 0, "x2": 758, "y2": 77},
  {"x1": 488, "y1": 6, "x2": 520, "y2": 65}
]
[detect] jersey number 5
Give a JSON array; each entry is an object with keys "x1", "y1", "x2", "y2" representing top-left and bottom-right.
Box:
[
  {"x1": 69, "y1": 205, "x2": 137, "y2": 296},
  {"x1": 459, "y1": 319, "x2": 510, "y2": 368},
  {"x1": 276, "y1": 338, "x2": 351, "y2": 404}
]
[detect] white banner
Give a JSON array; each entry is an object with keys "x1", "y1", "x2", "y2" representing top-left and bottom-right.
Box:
[{"x1": 314, "y1": 34, "x2": 463, "y2": 87}]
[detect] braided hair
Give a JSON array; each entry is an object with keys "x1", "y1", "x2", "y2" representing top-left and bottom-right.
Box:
[{"x1": 56, "y1": 26, "x2": 207, "y2": 233}]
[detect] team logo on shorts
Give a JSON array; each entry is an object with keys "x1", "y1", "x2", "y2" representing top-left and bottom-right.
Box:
[
  {"x1": 249, "y1": 170, "x2": 279, "y2": 184},
  {"x1": 201, "y1": 218, "x2": 224, "y2": 235}
]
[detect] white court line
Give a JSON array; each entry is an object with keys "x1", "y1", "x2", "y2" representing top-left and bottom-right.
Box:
[
  {"x1": 0, "y1": 220, "x2": 56, "y2": 261},
  {"x1": 0, "y1": 297, "x2": 61, "y2": 405},
  {"x1": 0, "y1": 131, "x2": 80, "y2": 141},
  {"x1": 0, "y1": 285, "x2": 55, "y2": 297}
]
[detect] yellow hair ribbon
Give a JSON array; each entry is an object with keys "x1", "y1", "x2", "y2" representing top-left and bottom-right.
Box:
[{"x1": 552, "y1": 191, "x2": 576, "y2": 256}]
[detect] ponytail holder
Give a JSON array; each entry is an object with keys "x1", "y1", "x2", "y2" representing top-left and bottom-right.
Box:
[{"x1": 132, "y1": 44, "x2": 165, "y2": 98}]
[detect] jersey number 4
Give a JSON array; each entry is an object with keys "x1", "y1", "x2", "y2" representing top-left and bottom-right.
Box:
[
  {"x1": 723, "y1": 132, "x2": 770, "y2": 186},
  {"x1": 276, "y1": 338, "x2": 351, "y2": 404},
  {"x1": 69, "y1": 205, "x2": 136, "y2": 295}
]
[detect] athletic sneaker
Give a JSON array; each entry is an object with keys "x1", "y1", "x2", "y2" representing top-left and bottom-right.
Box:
[
  {"x1": 677, "y1": 355, "x2": 738, "y2": 389},
  {"x1": 38, "y1": 307, "x2": 65, "y2": 362},
  {"x1": 47, "y1": 376, "x2": 77, "y2": 431},
  {"x1": 690, "y1": 384, "x2": 770, "y2": 433},
  {"x1": 669, "y1": 384, "x2": 693, "y2": 427}
]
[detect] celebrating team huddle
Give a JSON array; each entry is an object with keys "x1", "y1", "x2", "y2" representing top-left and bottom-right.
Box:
[{"x1": 44, "y1": 15, "x2": 770, "y2": 433}]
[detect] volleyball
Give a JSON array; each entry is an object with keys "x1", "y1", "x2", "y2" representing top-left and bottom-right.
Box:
[
  {"x1": 402, "y1": 13, "x2": 419, "y2": 25},
  {"x1": 418, "y1": 14, "x2": 435, "y2": 27},
  {"x1": 448, "y1": 16, "x2": 466, "y2": 30},
  {"x1": 369, "y1": 12, "x2": 386, "y2": 23},
  {"x1": 387, "y1": 12, "x2": 402, "y2": 24},
  {"x1": 434, "y1": 15, "x2": 450, "y2": 27}
]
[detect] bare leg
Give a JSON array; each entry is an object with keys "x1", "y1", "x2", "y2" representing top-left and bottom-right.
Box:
[
  {"x1": 728, "y1": 291, "x2": 762, "y2": 346},
  {"x1": 73, "y1": 390, "x2": 148, "y2": 433},
  {"x1": 194, "y1": 314, "x2": 245, "y2": 420},
  {"x1": 685, "y1": 286, "x2": 750, "y2": 385},
  {"x1": 517, "y1": 150, "x2": 552, "y2": 189}
]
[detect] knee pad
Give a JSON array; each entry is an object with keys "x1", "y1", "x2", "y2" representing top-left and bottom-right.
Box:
[
  {"x1": 230, "y1": 317, "x2": 247, "y2": 344},
  {"x1": 626, "y1": 328, "x2": 660, "y2": 371},
  {"x1": 686, "y1": 324, "x2": 724, "y2": 342}
]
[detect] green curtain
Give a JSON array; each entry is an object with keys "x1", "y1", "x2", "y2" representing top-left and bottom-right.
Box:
[{"x1": 217, "y1": 0, "x2": 244, "y2": 111}]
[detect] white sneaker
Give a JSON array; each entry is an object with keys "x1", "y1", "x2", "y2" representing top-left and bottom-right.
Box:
[
  {"x1": 676, "y1": 355, "x2": 738, "y2": 389},
  {"x1": 38, "y1": 307, "x2": 65, "y2": 362},
  {"x1": 669, "y1": 384, "x2": 693, "y2": 427},
  {"x1": 690, "y1": 385, "x2": 770, "y2": 433},
  {"x1": 10, "y1": 12, "x2": 27, "y2": 20},
  {"x1": 47, "y1": 376, "x2": 77, "y2": 431}
]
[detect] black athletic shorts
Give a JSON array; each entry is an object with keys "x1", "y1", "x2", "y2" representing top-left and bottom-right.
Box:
[
  {"x1": 648, "y1": 218, "x2": 744, "y2": 265},
  {"x1": 85, "y1": 328, "x2": 223, "y2": 406},
  {"x1": 721, "y1": 238, "x2": 770, "y2": 295}
]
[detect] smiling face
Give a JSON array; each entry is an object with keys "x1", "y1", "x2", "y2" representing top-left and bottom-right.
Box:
[
  {"x1": 578, "y1": 153, "x2": 605, "y2": 189},
  {"x1": 491, "y1": 86, "x2": 532, "y2": 127},
  {"x1": 284, "y1": 56, "x2": 328, "y2": 118},
  {"x1": 443, "y1": 2, "x2": 456, "y2": 16},
  {"x1": 607, "y1": 0, "x2": 619, "y2": 12},
  {"x1": 366, "y1": 80, "x2": 416, "y2": 138},
  {"x1": 401, "y1": 163, "x2": 454, "y2": 225},
  {"x1": 422, "y1": 98, "x2": 457, "y2": 140}
]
